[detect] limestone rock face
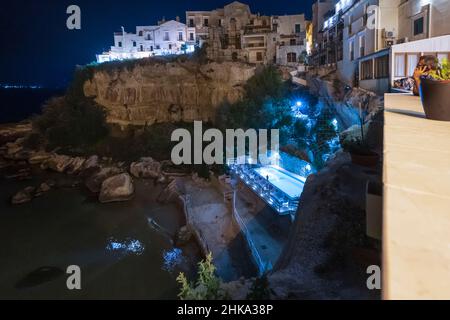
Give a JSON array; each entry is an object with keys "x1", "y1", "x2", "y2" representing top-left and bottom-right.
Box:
[
  {"x1": 83, "y1": 61, "x2": 255, "y2": 126},
  {"x1": 99, "y1": 173, "x2": 134, "y2": 203}
]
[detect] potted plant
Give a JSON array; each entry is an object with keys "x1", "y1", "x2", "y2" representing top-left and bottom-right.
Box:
[
  {"x1": 419, "y1": 58, "x2": 450, "y2": 121},
  {"x1": 342, "y1": 137, "x2": 379, "y2": 167},
  {"x1": 342, "y1": 95, "x2": 379, "y2": 167}
]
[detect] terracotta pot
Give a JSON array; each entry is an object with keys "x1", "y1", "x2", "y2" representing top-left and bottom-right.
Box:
[
  {"x1": 350, "y1": 151, "x2": 379, "y2": 167},
  {"x1": 419, "y1": 78, "x2": 450, "y2": 121}
]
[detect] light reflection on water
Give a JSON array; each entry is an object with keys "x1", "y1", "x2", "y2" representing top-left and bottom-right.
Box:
[
  {"x1": 105, "y1": 237, "x2": 145, "y2": 256},
  {"x1": 162, "y1": 248, "x2": 185, "y2": 272}
]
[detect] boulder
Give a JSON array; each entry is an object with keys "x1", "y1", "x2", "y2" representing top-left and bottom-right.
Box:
[
  {"x1": 67, "y1": 157, "x2": 86, "y2": 175},
  {"x1": 192, "y1": 172, "x2": 211, "y2": 187},
  {"x1": 5, "y1": 143, "x2": 23, "y2": 158},
  {"x1": 28, "y1": 151, "x2": 51, "y2": 165},
  {"x1": 85, "y1": 166, "x2": 123, "y2": 193},
  {"x1": 99, "y1": 173, "x2": 134, "y2": 203},
  {"x1": 4, "y1": 141, "x2": 30, "y2": 160},
  {"x1": 44, "y1": 154, "x2": 74, "y2": 173},
  {"x1": 157, "y1": 174, "x2": 167, "y2": 184},
  {"x1": 35, "y1": 183, "x2": 51, "y2": 197},
  {"x1": 0, "y1": 122, "x2": 32, "y2": 145},
  {"x1": 83, "y1": 155, "x2": 99, "y2": 170},
  {"x1": 130, "y1": 157, "x2": 161, "y2": 179},
  {"x1": 176, "y1": 226, "x2": 193, "y2": 246},
  {"x1": 11, "y1": 186, "x2": 35, "y2": 205}
]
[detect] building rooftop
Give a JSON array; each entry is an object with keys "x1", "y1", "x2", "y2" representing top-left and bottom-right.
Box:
[{"x1": 383, "y1": 93, "x2": 450, "y2": 299}]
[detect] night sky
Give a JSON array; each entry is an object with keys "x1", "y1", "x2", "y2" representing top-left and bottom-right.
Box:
[{"x1": 0, "y1": 0, "x2": 314, "y2": 88}]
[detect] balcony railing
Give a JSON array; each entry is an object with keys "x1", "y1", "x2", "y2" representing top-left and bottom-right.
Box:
[{"x1": 243, "y1": 42, "x2": 266, "y2": 48}]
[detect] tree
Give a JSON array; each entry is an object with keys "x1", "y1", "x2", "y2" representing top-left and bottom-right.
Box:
[
  {"x1": 310, "y1": 106, "x2": 338, "y2": 169},
  {"x1": 292, "y1": 118, "x2": 310, "y2": 150}
]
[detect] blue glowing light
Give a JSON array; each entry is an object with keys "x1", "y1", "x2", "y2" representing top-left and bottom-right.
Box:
[
  {"x1": 162, "y1": 248, "x2": 184, "y2": 272},
  {"x1": 106, "y1": 237, "x2": 145, "y2": 255},
  {"x1": 296, "y1": 101, "x2": 303, "y2": 107},
  {"x1": 1, "y1": 84, "x2": 43, "y2": 89},
  {"x1": 332, "y1": 118, "x2": 339, "y2": 130}
]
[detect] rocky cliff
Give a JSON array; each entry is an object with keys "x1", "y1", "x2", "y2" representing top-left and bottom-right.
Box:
[{"x1": 83, "y1": 61, "x2": 256, "y2": 126}]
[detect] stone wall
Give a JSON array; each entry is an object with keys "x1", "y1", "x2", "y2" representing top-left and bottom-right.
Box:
[{"x1": 83, "y1": 61, "x2": 256, "y2": 126}]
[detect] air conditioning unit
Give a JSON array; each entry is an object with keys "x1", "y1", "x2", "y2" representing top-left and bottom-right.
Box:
[{"x1": 384, "y1": 30, "x2": 395, "y2": 39}]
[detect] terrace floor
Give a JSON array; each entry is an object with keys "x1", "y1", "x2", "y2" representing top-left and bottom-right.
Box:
[{"x1": 234, "y1": 181, "x2": 292, "y2": 272}]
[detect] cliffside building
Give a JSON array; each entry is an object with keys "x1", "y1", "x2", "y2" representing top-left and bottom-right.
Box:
[
  {"x1": 186, "y1": 1, "x2": 309, "y2": 65},
  {"x1": 311, "y1": 0, "x2": 450, "y2": 94},
  {"x1": 96, "y1": 19, "x2": 195, "y2": 63}
]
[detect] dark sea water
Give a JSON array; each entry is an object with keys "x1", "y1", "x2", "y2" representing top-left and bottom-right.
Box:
[
  {"x1": 0, "y1": 173, "x2": 202, "y2": 299},
  {"x1": 0, "y1": 88, "x2": 64, "y2": 124}
]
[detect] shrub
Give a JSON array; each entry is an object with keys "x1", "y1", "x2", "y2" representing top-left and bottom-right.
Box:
[
  {"x1": 177, "y1": 253, "x2": 227, "y2": 300},
  {"x1": 191, "y1": 43, "x2": 210, "y2": 64},
  {"x1": 246, "y1": 275, "x2": 271, "y2": 300},
  {"x1": 32, "y1": 67, "x2": 109, "y2": 151},
  {"x1": 427, "y1": 58, "x2": 450, "y2": 81}
]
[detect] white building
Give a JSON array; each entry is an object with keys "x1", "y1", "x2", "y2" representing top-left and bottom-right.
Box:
[
  {"x1": 273, "y1": 14, "x2": 309, "y2": 66},
  {"x1": 96, "y1": 19, "x2": 195, "y2": 63},
  {"x1": 314, "y1": 0, "x2": 450, "y2": 94},
  {"x1": 339, "y1": 0, "x2": 401, "y2": 93}
]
